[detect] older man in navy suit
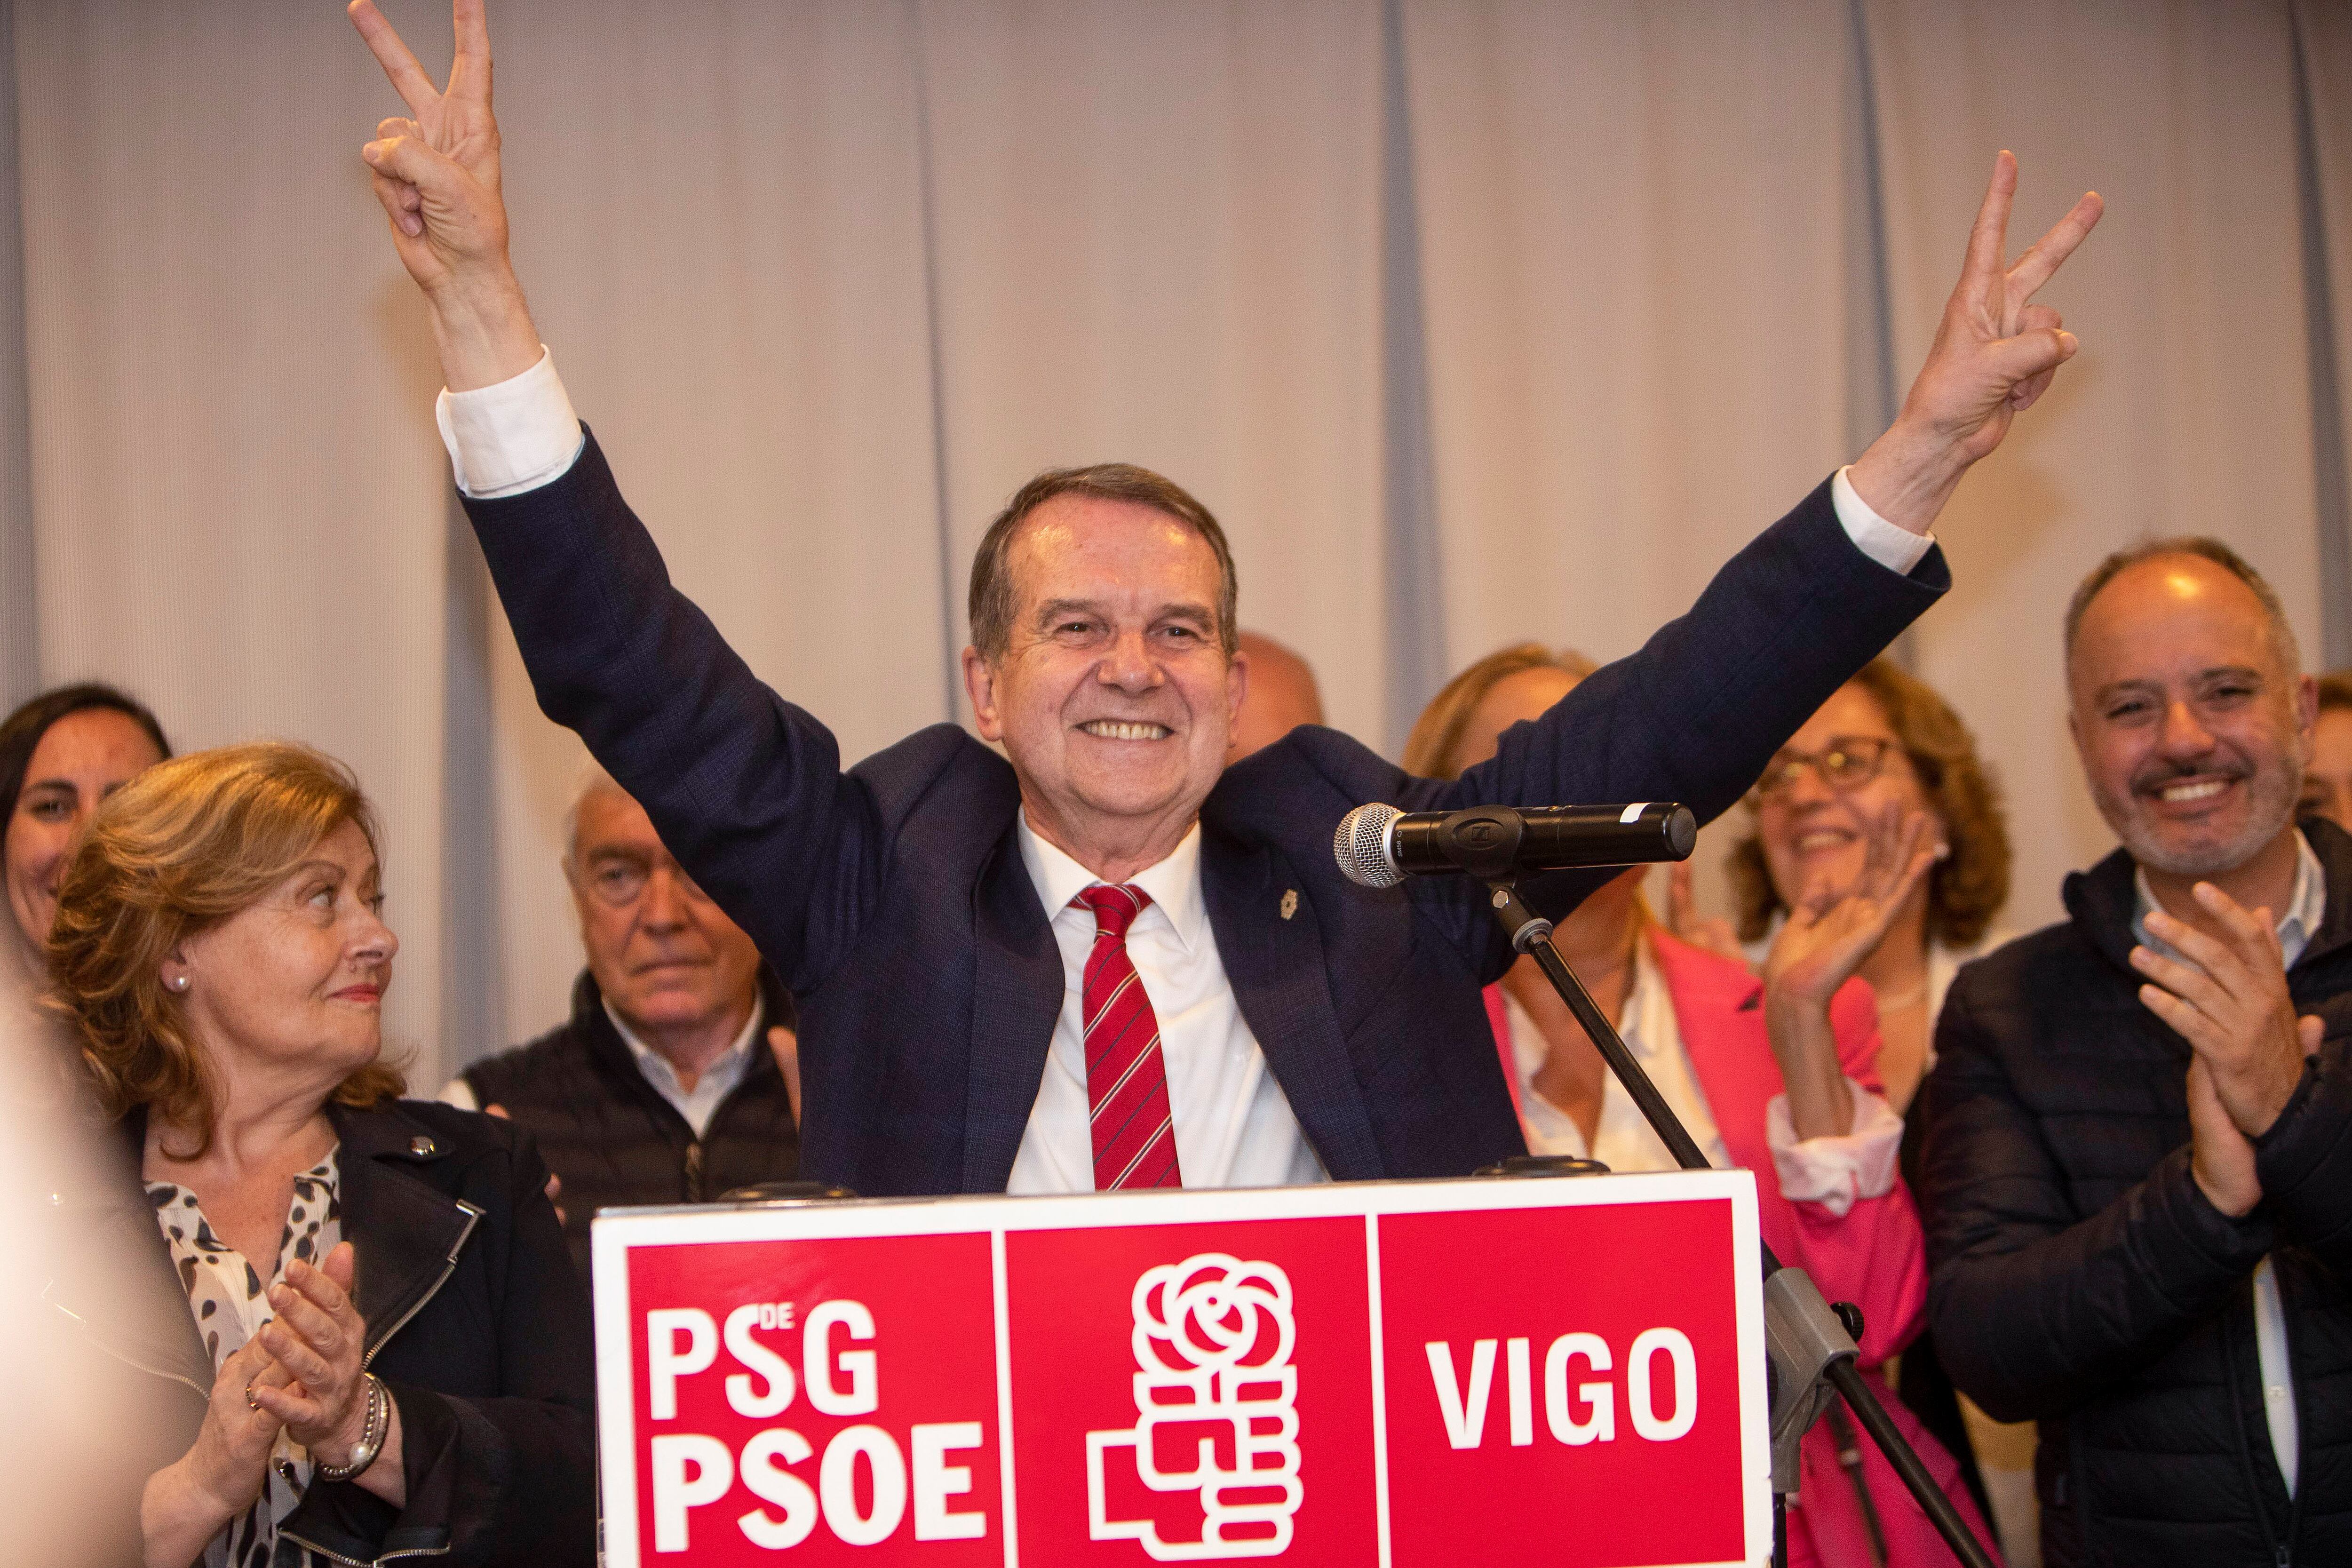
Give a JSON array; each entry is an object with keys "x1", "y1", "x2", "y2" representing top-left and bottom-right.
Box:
[{"x1": 350, "y1": 0, "x2": 2099, "y2": 1197}]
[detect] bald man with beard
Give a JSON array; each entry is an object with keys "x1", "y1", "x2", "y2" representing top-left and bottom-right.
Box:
[{"x1": 1924, "y1": 539, "x2": 2352, "y2": 1567}]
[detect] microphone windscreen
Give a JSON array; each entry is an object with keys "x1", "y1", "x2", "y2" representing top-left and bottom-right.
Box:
[{"x1": 1335, "y1": 802, "x2": 1406, "y2": 889}]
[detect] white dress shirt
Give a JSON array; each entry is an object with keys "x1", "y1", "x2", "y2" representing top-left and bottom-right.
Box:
[
  {"x1": 439, "y1": 994, "x2": 765, "y2": 1142},
  {"x1": 1504, "y1": 938, "x2": 1903, "y2": 1215},
  {"x1": 2132, "y1": 830, "x2": 2326, "y2": 1498},
  {"x1": 1008, "y1": 817, "x2": 1327, "y2": 1193}
]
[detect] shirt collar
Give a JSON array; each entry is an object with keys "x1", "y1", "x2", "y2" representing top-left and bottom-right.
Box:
[
  {"x1": 1016, "y1": 812, "x2": 1208, "y2": 954},
  {"x1": 606, "y1": 993, "x2": 765, "y2": 1090},
  {"x1": 2132, "y1": 829, "x2": 2328, "y2": 970}
]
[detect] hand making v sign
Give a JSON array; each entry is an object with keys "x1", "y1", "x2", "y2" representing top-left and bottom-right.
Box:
[{"x1": 349, "y1": 0, "x2": 543, "y2": 392}]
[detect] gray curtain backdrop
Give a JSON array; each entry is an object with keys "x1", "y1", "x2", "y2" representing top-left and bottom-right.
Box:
[{"x1": 2, "y1": 0, "x2": 2347, "y2": 1092}]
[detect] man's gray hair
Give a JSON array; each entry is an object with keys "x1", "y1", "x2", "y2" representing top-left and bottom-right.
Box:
[
  {"x1": 560, "y1": 766, "x2": 630, "y2": 874},
  {"x1": 2064, "y1": 535, "x2": 2302, "y2": 675}
]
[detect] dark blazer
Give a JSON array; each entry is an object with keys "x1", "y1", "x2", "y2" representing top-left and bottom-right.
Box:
[
  {"x1": 46, "y1": 1098, "x2": 596, "y2": 1568},
  {"x1": 1922, "y1": 818, "x2": 2352, "y2": 1568},
  {"x1": 461, "y1": 965, "x2": 802, "y2": 1275},
  {"x1": 466, "y1": 435, "x2": 1944, "y2": 1195}
]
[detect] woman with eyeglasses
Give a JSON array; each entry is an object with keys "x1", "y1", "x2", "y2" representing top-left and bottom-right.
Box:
[
  {"x1": 1405, "y1": 645, "x2": 2000, "y2": 1568},
  {"x1": 1683, "y1": 657, "x2": 2034, "y2": 1566}
]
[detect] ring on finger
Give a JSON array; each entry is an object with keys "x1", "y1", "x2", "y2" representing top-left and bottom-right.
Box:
[{"x1": 245, "y1": 1377, "x2": 262, "y2": 1412}]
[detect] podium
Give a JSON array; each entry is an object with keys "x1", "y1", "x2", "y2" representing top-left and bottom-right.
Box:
[{"x1": 592, "y1": 1171, "x2": 1773, "y2": 1567}]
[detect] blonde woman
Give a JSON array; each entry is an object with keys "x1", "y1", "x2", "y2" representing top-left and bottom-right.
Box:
[
  {"x1": 1406, "y1": 645, "x2": 1998, "y2": 1568},
  {"x1": 43, "y1": 742, "x2": 592, "y2": 1568}
]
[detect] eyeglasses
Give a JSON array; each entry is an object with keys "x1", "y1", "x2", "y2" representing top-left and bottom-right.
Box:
[{"x1": 1749, "y1": 736, "x2": 1900, "y2": 804}]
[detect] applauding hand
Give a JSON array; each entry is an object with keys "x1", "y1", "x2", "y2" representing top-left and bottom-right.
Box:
[
  {"x1": 1764, "y1": 803, "x2": 1941, "y2": 1010},
  {"x1": 252, "y1": 1243, "x2": 406, "y2": 1504},
  {"x1": 1761, "y1": 803, "x2": 1941, "y2": 1138},
  {"x1": 2131, "y1": 881, "x2": 2323, "y2": 1212}
]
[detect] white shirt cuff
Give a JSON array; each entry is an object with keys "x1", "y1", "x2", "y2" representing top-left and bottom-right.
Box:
[
  {"x1": 435, "y1": 1075, "x2": 481, "y2": 1113},
  {"x1": 1831, "y1": 466, "x2": 1934, "y2": 576},
  {"x1": 1764, "y1": 1078, "x2": 1904, "y2": 1218},
  {"x1": 434, "y1": 346, "x2": 587, "y2": 499}
]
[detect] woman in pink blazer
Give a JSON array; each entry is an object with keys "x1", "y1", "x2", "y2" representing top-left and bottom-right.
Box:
[{"x1": 1411, "y1": 645, "x2": 1997, "y2": 1568}]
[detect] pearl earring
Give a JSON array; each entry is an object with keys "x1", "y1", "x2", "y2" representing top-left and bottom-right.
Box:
[{"x1": 169, "y1": 975, "x2": 189, "y2": 992}]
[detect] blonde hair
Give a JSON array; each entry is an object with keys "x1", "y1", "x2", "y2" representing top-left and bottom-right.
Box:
[
  {"x1": 1402, "y1": 644, "x2": 1599, "y2": 780},
  {"x1": 1726, "y1": 659, "x2": 2011, "y2": 948},
  {"x1": 44, "y1": 741, "x2": 405, "y2": 1153}
]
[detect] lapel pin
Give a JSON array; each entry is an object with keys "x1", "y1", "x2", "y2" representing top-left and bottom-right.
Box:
[
  {"x1": 409, "y1": 1135, "x2": 437, "y2": 1157},
  {"x1": 1280, "y1": 889, "x2": 1299, "y2": 921}
]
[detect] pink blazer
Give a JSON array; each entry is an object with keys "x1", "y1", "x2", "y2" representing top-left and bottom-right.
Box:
[{"x1": 1488, "y1": 928, "x2": 2000, "y2": 1566}]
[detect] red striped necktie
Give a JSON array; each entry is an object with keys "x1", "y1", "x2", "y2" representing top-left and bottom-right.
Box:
[{"x1": 1074, "y1": 884, "x2": 1184, "y2": 1191}]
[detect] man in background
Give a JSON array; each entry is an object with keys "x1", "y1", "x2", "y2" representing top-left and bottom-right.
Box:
[
  {"x1": 1226, "y1": 630, "x2": 1325, "y2": 763},
  {"x1": 1924, "y1": 540, "x2": 2352, "y2": 1566},
  {"x1": 2298, "y1": 669, "x2": 2352, "y2": 829},
  {"x1": 443, "y1": 774, "x2": 800, "y2": 1275}
]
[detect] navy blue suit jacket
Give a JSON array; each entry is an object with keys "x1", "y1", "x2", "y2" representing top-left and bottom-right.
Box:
[{"x1": 465, "y1": 436, "x2": 1946, "y2": 1195}]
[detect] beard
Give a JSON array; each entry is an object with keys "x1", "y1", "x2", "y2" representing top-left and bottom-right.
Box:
[{"x1": 2095, "y1": 751, "x2": 2304, "y2": 879}]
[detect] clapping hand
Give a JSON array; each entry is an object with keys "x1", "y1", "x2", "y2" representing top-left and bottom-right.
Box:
[
  {"x1": 1849, "y1": 152, "x2": 2103, "y2": 532},
  {"x1": 2132, "y1": 882, "x2": 2324, "y2": 1215},
  {"x1": 1763, "y1": 802, "x2": 1941, "y2": 1010},
  {"x1": 251, "y1": 1245, "x2": 380, "y2": 1478},
  {"x1": 181, "y1": 1337, "x2": 294, "y2": 1519}
]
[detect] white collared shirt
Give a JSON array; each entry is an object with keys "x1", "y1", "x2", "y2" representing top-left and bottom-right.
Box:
[
  {"x1": 2130, "y1": 829, "x2": 2327, "y2": 1498},
  {"x1": 1007, "y1": 817, "x2": 1327, "y2": 1193},
  {"x1": 439, "y1": 993, "x2": 765, "y2": 1141}
]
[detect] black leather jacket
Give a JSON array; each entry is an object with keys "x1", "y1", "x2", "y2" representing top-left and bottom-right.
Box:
[{"x1": 47, "y1": 1098, "x2": 595, "y2": 1567}]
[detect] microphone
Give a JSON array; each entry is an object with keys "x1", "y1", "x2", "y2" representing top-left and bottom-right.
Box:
[{"x1": 1333, "y1": 800, "x2": 1696, "y2": 889}]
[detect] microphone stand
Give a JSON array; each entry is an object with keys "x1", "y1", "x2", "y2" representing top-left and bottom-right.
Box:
[{"x1": 1482, "y1": 878, "x2": 1994, "y2": 1568}]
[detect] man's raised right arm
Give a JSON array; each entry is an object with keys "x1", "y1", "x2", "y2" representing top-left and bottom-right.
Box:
[{"x1": 349, "y1": 0, "x2": 878, "y2": 984}]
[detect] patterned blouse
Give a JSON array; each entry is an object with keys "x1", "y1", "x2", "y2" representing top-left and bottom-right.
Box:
[{"x1": 146, "y1": 1151, "x2": 342, "y2": 1568}]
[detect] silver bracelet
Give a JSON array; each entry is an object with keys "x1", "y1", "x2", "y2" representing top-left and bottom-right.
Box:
[{"x1": 314, "y1": 1374, "x2": 388, "y2": 1484}]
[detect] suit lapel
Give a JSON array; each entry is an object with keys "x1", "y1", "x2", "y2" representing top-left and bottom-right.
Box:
[
  {"x1": 962, "y1": 822, "x2": 1068, "y2": 1192},
  {"x1": 1202, "y1": 828, "x2": 1383, "y2": 1181}
]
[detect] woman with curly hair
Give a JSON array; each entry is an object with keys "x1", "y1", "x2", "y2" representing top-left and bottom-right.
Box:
[
  {"x1": 1407, "y1": 644, "x2": 1999, "y2": 1568},
  {"x1": 1710, "y1": 657, "x2": 2015, "y2": 1115},
  {"x1": 1682, "y1": 657, "x2": 2032, "y2": 1562}
]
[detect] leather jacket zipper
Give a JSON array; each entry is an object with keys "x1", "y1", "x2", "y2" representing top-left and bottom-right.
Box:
[
  {"x1": 275, "y1": 1530, "x2": 451, "y2": 1567},
  {"x1": 362, "y1": 1201, "x2": 484, "y2": 1371}
]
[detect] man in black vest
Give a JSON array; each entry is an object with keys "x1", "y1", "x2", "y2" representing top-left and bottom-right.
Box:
[{"x1": 441, "y1": 775, "x2": 800, "y2": 1275}]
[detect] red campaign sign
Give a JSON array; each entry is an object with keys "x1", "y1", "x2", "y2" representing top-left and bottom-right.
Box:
[{"x1": 594, "y1": 1172, "x2": 1769, "y2": 1568}]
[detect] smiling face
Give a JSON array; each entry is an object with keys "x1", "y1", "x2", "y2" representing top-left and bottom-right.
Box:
[
  {"x1": 2068, "y1": 555, "x2": 2313, "y2": 878},
  {"x1": 568, "y1": 785, "x2": 762, "y2": 1035},
  {"x1": 1755, "y1": 683, "x2": 1941, "y2": 907},
  {"x1": 5, "y1": 707, "x2": 166, "y2": 955},
  {"x1": 963, "y1": 493, "x2": 1243, "y2": 868},
  {"x1": 167, "y1": 818, "x2": 396, "y2": 1092}
]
